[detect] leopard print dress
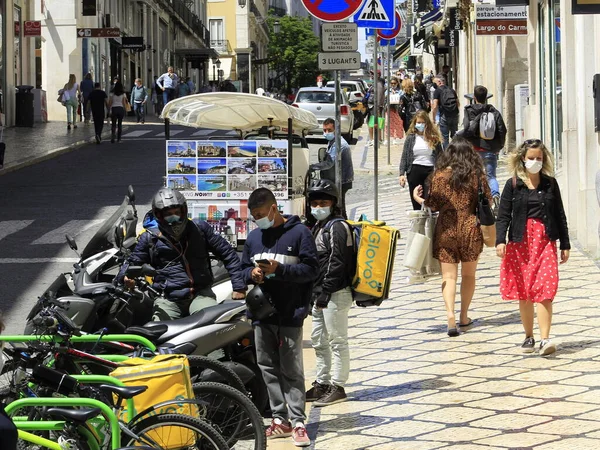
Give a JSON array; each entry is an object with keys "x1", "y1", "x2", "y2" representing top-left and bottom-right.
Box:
[{"x1": 424, "y1": 168, "x2": 492, "y2": 263}]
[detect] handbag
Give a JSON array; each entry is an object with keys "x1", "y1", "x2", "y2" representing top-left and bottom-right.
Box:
[
  {"x1": 389, "y1": 92, "x2": 400, "y2": 105},
  {"x1": 124, "y1": 97, "x2": 132, "y2": 112},
  {"x1": 477, "y1": 179, "x2": 496, "y2": 247}
]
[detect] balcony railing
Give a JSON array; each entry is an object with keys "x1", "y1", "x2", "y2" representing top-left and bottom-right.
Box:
[
  {"x1": 167, "y1": 0, "x2": 210, "y2": 47},
  {"x1": 210, "y1": 39, "x2": 233, "y2": 55}
]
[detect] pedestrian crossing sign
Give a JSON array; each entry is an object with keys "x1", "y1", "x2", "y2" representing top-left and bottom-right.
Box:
[{"x1": 353, "y1": 0, "x2": 395, "y2": 30}]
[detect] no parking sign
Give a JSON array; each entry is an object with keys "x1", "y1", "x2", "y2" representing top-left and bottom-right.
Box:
[{"x1": 301, "y1": 0, "x2": 366, "y2": 22}]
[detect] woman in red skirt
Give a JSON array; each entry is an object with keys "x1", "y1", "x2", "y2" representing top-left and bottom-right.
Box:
[{"x1": 496, "y1": 139, "x2": 570, "y2": 356}]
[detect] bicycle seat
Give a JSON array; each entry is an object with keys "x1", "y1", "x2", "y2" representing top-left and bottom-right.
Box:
[
  {"x1": 98, "y1": 384, "x2": 148, "y2": 399},
  {"x1": 46, "y1": 407, "x2": 101, "y2": 423},
  {"x1": 151, "y1": 302, "x2": 244, "y2": 344},
  {"x1": 124, "y1": 323, "x2": 168, "y2": 342}
]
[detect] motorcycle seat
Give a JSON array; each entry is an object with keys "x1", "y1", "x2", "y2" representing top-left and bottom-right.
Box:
[
  {"x1": 75, "y1": 281, "x2": 115, "y2": 298},
  {"x1": 125, "y1": 324, "x2": 168, "y2": 342},
  {"x1": 46, "y1": 407, "x2": 102, "y2": 424},
  {"x1": 151, "y1": 302, "x2": 244, "y2": 344}
]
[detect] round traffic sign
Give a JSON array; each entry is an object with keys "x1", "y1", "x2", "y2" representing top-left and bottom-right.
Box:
[
  {"x1": 301, "y1": 0, "x2": 366, "y2": 22},
  {"x1": 377, "y1": 12, "x2": 402, "y2": 39}
]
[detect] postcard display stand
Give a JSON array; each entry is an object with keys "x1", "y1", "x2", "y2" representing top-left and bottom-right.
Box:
[{"x1": 166, "y1": 140, "x2": 291, "y2": 245}]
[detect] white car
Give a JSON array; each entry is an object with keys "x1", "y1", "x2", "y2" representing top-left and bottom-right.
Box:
[{"x1": 326, "y1": 80, "x2": 366, "y2": 103}]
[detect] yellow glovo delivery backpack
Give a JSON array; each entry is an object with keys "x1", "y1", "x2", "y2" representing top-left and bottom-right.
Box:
[
  {"x1": 325, "y1": 215, "x2": 400, "y2": 307},
  {"x1": 109, "y1": 354, "x2": 198, "y2": 449}
]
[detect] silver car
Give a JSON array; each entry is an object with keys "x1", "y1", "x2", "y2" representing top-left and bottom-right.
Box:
[{"x1": 292, "y1": 87, "x2": 354, "y2": 141}]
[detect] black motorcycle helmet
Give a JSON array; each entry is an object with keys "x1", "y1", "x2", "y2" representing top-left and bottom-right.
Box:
[
  {"x1": 245, "y1": 285, "x2": 276, "y2": 321},
  {"x1": 151, "y1": 188, "x2": 188, "y2": 238},
  {"x1": 307, "y1": 178, "x2": 339, "y2": 203}
]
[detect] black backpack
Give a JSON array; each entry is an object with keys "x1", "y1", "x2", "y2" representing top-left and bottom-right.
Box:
[
  {"x1": 439, "y1": 86, "x2": 459, "y2": 116},
  {"x1": 405, "y1": 93, "x2": 424, "y2": 116}
]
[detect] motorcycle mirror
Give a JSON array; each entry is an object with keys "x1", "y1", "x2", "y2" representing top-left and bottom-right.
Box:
[
  {"x1": 125, "y1": 265, "x2": 144, "y2": 278},
  {"x1": 318, "y1": 147, "x2": 327, "y2": 163},
  {"x1": 141, "y1": 264, "x2": 158, "y2": 277},
  {"x1": 114, "y1": 219, "x2": 125, "y2": 249},
  {"x1": 65, "y1": 234, "x2": 78, "y2": 251},
  {"x1": 127, "y1": 185, "x2": 136, "y2": 204}
]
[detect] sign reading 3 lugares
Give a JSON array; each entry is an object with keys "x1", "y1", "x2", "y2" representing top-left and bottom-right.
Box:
[
  {"x1": 318, "y1": 51, "x2": 361, "y2": 70},
  {"x1": 321, "y1": 23, "x2": 358, "y2": 52},
  {"x1": 166, "y1": 140, "x2": 289, "y2": 200}
]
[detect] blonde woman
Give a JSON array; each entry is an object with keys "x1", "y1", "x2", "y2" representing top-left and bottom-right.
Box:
[
  {"x1": 496, "y1": 139, "x2": 570, "y2": 356},
  {"x1": 399, "y1": 110, "x2": 443, "y2": 210},
  {"x1": 63, "y1": 74, "x2": 80, "y2": 130},
  {"x1": 400, "y1": 78, "x2": 426, "y2": 133}
]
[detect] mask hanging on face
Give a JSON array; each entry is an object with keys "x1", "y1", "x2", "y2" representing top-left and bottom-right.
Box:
[
  {"x1": 524, "y1": 160, "x2": 543, "y2": 174},
  {"x1": 311, "y1": 206, "x2": 331, "y2": 221}
]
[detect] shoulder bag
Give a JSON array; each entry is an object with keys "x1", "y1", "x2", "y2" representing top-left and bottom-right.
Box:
[{"x1": 477, "y1": 178, "x2": 496, "y2": 247}]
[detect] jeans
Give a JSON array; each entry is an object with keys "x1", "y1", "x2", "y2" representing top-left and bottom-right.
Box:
[
  {"x1": 133, "y1": 102, "x2": 145, "y2": 123},
  {"x1": 110, "y1": 107, "x2": 125, "y2": 141},
  {"x1": 439, "y1": 114, "x2": 459, "y2": 149},
  {"x1": 152, "y1": 294, "x2": 217, "y2": 321},
  {"x1": 92, "y1": 111, "x2": 104, "y2": 137},
  {"x1": 83, "y1": 97, "x2": 91, "y2": 121},
  {"x1": 65, "y1": 99, "x2": 78, "y2": 124},
  {"x1": 480, "y1": 151, "x2": 500, "y2": 197},
  {"x1": 255, "y1": 324, "x2": 306, "y2": 426},
  {"x1": 311, "y1": 287, "x2": 353, "y2": 387},
  {"x1": 163, "y1": 88, "x2": 175, "y2": 106}
]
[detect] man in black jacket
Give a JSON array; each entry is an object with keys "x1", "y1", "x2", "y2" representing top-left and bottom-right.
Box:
[
  {"x1": 461, "y1": 85, "x2": 507, "y2": 209},
  {"x1": 118, "y1": 187, "x2": 246, "y2": 321},
  {"x1": 305, "y1": 179, "x2": 354, "y2": 408}
]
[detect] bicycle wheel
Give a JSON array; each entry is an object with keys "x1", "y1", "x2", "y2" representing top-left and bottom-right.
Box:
[
  {"x1": 193, "y1": 382, "x2": 266, "y2": 450},
  {"x1": 187, "y1": 355, "x2": 247, "y2": 394},
  {"x1": 124, "y1": 413, "x2": 228, "y2": 450}
]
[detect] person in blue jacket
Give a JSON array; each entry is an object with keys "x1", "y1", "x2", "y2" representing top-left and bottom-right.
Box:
[
  {"x1": 242, "y1": 187, "x2": 319, "y2": 447},
  {"x1": 117, "y1": 187, "x2": 246, "y2": 320}
]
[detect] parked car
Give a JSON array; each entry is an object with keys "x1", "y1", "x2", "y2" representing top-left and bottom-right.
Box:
[
  {"x1": 292, "y1": 87, "x2": 354, "y2": 141},
  {"x1": 325, "y1": 80, "x2": 366, "y2": 103}
]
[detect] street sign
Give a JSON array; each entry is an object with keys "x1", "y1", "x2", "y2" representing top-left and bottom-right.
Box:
[
  {"x1": 76, "y1": 28, "x2": 120, "y2": 38},
  {"x1": 23, "y1": 21, "x2": 42, "y2": 37},
  {"x1": 318, "y1": 51, "x2": 361, "y2": 70},
  {"x1": 301, "y1": 0, "x2": 366, "y2": 22},
  {"x1": 377, "y1": 11, "x2": 402, "y2": 39},
  {"x1": 379, "y1": 38, "x2": 396, "y2": 46},
  {"x1": 476, "y1": 6, "x2": 527, "y2": 35},
  {"x1": 353, "y1": 0, "x2": 395, "y2": 30},
  {"x1": 321, "y1": 23, "x2": 358, "y2": 52},
  {"x1": 122, "y1": 36, "x2": 144, "y2": 50}
]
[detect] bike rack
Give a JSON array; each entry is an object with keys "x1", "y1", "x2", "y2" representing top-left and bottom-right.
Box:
[{"x1": 0, "y1": 333, "x2": 157, "y2": 351}]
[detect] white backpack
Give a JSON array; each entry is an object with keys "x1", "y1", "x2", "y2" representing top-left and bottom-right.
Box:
[{"x1": 479, "y1": 111, "x2": 496, "y2": 140}]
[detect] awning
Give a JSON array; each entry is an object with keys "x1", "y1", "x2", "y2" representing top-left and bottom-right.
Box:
[
  {"x1": 415, "y1": 8, "x2": 444, "y2": 32},
  {"x1": 174, "y1": 48, "x2": 219, "y2": 61},
  {"x1": 393, "y1": 39, "x2": 411, "y2": 61}
]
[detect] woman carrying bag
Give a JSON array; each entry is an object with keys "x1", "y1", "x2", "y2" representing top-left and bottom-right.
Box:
[
  {"x1": 386, "y1": 77, "x2": 404, "y2": 143},
  {"x1": 399, "y1": 111, "x2": 443, "y2": 210},
  {"x1": 62, "y1": 74, "x2": 80, "y2": 130},
  {"x1": 496, "y1": 139, "x2": 570, "y2": 356},
  {"x1": 413, "y1": 137, "x2": 492, "y2": 337},
  {"x1": 108, "y1": 81, "x2": 128, "y2": 143},
  {"x1": 399, "y1": 79, "x2": 426, "y2": 133}
]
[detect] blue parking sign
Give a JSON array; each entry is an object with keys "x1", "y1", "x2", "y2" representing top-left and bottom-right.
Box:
[{"x1": 354, "y1": 0, "x2": 395, "y2": 30}]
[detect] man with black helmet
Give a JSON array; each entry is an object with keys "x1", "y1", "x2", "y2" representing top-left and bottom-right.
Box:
[
  {"x1": 305, "y1": 179, "x2": 354, "y2": 408},
  {"x1": 117, "y1": 187, "x2": 246, "y2": 320}
]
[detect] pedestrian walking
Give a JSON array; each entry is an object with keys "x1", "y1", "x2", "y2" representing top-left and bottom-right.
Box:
[
  {"x1": 156, "y1": 66, "x2": 179, "y2": 106},
  {"x1": 460, "y1": 85, "x2": 507, "y2": 213},
  {"x1": 414, "y1": 72, "x2": 431, "y2": 111},
  {"x1": 309, "y1": 118, "x2": 354, "y2": 220},
  {"x1": 152, "y1": 75, "x2": 163, "y2": 115},
  {"x1": 305, "y1": 179, "x2": 354, "y2": 407},
  {"x1": 186, "y1": 77, "x2": 195, "y2": 94},
  {"x1": 108, "y1": 81, "x2": 127, "y2": 143},
  {"x1": 177, "y1": 78, "x2": 191, "y2": 97},
  {"x1": 62, "y1": 74, "x2": 80, "y2": 130},
  {"x1": 431, "y1": 74, "x2": 459, "y2": 149},
  {"x1": 80, "y1": 73, "x2": 94, "y2": 123},
  {"x1": 131, "y1": 78, "x2": 148, "y2": 124},
  {"x1": 385, "y1": 77, "x2": 404, "y2": 143},
  {"x1": 87, "y1": 83, "x2": 108, "y2": 144},
  {"x1": 367, "y1": 70, "x2": 385, "y2": 145},
  {"x1": 496, "y1": 139, "x2": 570, "y2": 356},
  {"x1": 399, "y1": 78, "x2": 426, "y2": 133},
  {"x1": 241, "y1": 188, "x2": 319, "y2": 447},
  {"x1": 399, "y1": 111, "x2": 443, "y2": 210},
  {"x1": 412, "y1": 137, "x2": 492, "y2": 336}
]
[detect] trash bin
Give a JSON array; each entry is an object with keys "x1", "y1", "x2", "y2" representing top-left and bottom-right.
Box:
[{"x1": 16, "y1": 85, "x2": 34, "y2": 127}]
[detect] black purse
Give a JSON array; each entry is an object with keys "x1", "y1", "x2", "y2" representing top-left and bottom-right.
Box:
[{"x1": 477, "y1": 179, "x2": 495, "y2": 226}]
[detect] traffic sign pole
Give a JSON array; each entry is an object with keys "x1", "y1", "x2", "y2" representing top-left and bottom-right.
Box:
[
  {"x1": 334, "y1": 70, "x2": 343, "y2": 213},
  {"x1": 386, "y1": 43, "x2": 391, "y2": 166},
  {"x1": 373, "y1": 31, "x2": 379, "y2": 221}
]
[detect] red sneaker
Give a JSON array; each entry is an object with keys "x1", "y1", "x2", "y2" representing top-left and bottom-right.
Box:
[
  {"x1": 292, "y1": 425, "x2": 310, "y2": 447},
  {"x1": 265, "y1": 419, "x2": 292, "y2": 439}
]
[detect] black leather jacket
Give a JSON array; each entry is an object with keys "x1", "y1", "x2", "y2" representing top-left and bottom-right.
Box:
[{"x1": 496, "y1": 175, "x2": 570, "y2": 250}]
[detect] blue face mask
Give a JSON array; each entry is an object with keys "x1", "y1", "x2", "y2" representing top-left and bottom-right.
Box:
[
  {"x1": 323, "y1": 132, "x2": 335, "y2": 141},
  {"x1": 415, "y1": 123, "x2": 425, "y2": 133},
  {"x1": 164, "y1": 214, "x2": 181, "y2": 224},
  {"x1": 311, "y1": 206, "x2": 331, "y2": 222},
  {"x1": 253, "y1": 207, "x2": 275, "y2": 230}
]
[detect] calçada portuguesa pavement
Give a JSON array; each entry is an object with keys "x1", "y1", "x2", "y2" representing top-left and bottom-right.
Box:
[{"x1": 272, "y1": 134, "x2": 600, "y2": 450}]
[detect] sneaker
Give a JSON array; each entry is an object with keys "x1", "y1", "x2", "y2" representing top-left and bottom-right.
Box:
[
  {"x1": 292, "y1": 425, "x2": 310, "y2": 447},
  {"x1": 306, "y1": 381, "x2": 330, "y2": 402},
  {"x1": 314, "y1": 385, "x2": 347, "y2": 407},
  {"x1": 67, "y1": 123, "x2": 71, "y2": 130},
  {"x1": 521, "y1": 337, "x2": 535, "y2": 353},
  {"x1": 265, "y1": 418, "x2": 292, "y2": 439},
  {"x1": 539, "y1": 339, "x2": 556, "y2": 356},
  {"x1": 95, "y1": 135, "x2": 101, "y2": 144}
]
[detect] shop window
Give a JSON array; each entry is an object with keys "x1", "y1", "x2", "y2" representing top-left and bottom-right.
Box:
[{"x1": 551, "y1": 0, "x2": 562, "y2": 169}]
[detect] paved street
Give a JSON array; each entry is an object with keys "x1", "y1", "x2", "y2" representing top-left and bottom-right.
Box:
[{"x1": 2, "y1": 125, "x2": 600, "y2": 449}]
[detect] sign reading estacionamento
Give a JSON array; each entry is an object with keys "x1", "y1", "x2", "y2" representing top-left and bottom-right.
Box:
[{"x1": 476, "y1": 5, "x2": 527, "y2": 36}]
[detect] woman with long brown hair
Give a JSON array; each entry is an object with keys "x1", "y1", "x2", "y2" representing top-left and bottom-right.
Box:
[
  {"x1": 400, "y1": 78, "x2": 427, "y2": 133},
  {"x1": 413, "y1": 137, "x2": 492, "y2": 336},
  {"x1": 399, "y1": 110, "x2": 443, "y2": 210}
]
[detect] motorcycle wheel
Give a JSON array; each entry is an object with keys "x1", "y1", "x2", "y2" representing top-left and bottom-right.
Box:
[{"x1": 187, "y1": 355, "x2": 247, "y2": 394}]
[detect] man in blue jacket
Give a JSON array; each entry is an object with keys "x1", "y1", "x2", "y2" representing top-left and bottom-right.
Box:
[
  {"x1": 242, "y1": 187, "x2": 319, "y2": 447},
  {"x1": 118, "y1": 187, "x2": 246, "y2": 320}
]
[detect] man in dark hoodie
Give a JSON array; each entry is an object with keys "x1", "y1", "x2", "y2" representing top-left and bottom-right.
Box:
[
  {"x1": 461, "y1": 85, "x2": 507, "y2": 210},
  {"x1": 117, "y1": 187, "x2": 246, "y2": 320},
  {"x1": 242, "y1": 187, "x2": 319, "y2": 447}
]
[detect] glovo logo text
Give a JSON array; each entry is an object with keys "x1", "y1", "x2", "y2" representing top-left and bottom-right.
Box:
[{"x1": 362, "y1": 231, "x2": 381, "y2": 289}]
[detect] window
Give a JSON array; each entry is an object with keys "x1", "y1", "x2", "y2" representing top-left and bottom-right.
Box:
[{"x1": 210, "y1": 19, "x2": 223, "y2": 41}]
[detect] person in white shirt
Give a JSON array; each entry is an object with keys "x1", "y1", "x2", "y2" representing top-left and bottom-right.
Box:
[
  {"x1": 62, "y1": 74, "x2": 80, "y2": 130},
  {"x1": 399, "y1": 110, "x2": 444, "y2": 210},
  {"x1": 156, "y1": 66, "x2": 179, "y2": 106}
]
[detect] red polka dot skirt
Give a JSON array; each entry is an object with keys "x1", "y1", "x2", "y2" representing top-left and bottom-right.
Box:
[{"x1": 500, "y1": 218, "x2": 559, "y2": 303}]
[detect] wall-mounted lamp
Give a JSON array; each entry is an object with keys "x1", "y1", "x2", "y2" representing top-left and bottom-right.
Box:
[
  {"x1": 238, "y1": 0, "x2": 247, "y2": 8},
  {"x1": 273, "y1": 20, "x2": 281, "y2": 34}
]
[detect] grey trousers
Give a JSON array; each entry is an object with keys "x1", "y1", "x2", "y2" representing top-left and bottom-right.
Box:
[
  {"x1": 152, "y1": 294, "x2": 216, "y2": 321},
  {"x1": 254, "y1": 324, "x2": 306, "y2": 426}
]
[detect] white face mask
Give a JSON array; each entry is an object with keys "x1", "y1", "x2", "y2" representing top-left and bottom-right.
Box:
[{"x1": 524, "y1": 159, "x2": 543, "y2": 174}]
